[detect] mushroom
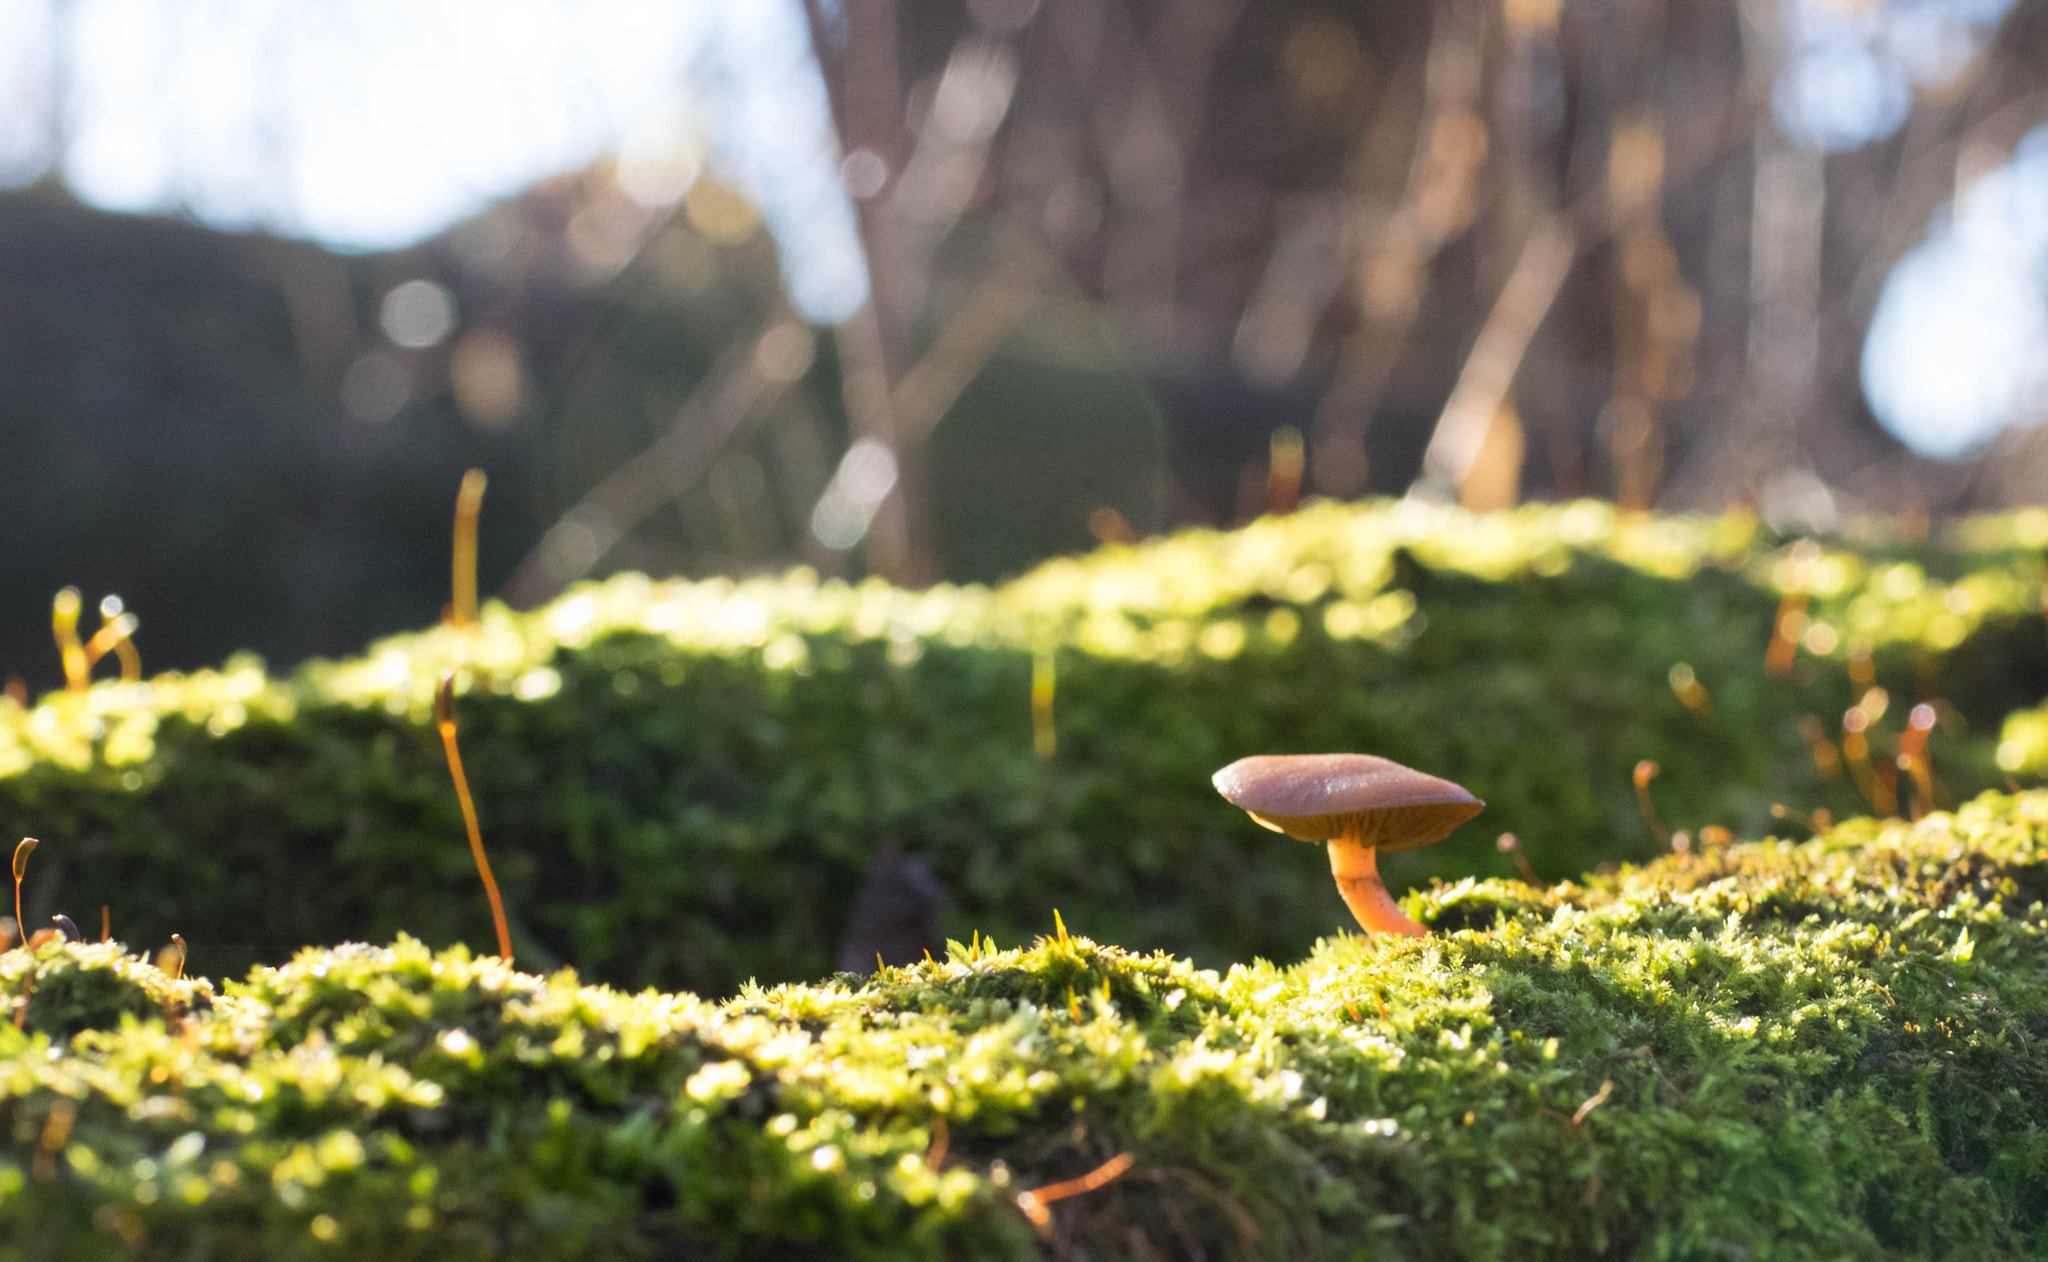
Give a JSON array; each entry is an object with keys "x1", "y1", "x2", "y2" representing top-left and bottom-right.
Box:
[{"x1": 1213, "y1": 753, "x2": 1483, "y2": 937}]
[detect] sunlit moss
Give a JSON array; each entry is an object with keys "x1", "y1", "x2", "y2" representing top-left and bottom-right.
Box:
[
  {"x1": 11, "y1": 499, "x2": 2044, "y2": 773},
  {"x1": 8, "y1": 500, "x2": 2048, "y2": 993},
  {"x1": 9, "y1": 792, "x2": 2048, "y2": 1257}
]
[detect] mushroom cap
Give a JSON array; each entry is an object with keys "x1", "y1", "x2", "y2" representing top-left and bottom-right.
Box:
[{"x1": 1212, "y1": 753, "x2": 1483, "y2": 852}]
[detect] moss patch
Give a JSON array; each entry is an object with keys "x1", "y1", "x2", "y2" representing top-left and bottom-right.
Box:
[
  {"x1": 4, "y1": 502, "x2": 2048, "y2": 992},
  {"x1": 6, "y1": 791, "x2": 2048, "y2": 1258}
]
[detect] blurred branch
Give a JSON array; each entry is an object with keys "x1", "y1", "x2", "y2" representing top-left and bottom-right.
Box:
[
  {"x1": 1411, "y1": 221, "x2": 1576, "y2": 499},
  {"x1": 1306, "y1": 19, "x2": 1468, "y2": 492},
  {"x1": 806, "y1": 6, "x2": 1038, "y2": 583},
  {"x1": 874, "y1": 35, "x2": 1022, "y2": 327},
  {"x1": 1408, "y1": 52, "x2": 1769, "y2": 505},
  {"x1": 890, "y1": 245, "x2": 1051, "y2": 448},
  {"x1": 829, "y1": 302, "x2": 917, "y2": 582},
  {"x1": 809, "y1": 239, "x2": 1050, "y2": 580},
  {"x1": 243, "y1": 241, "x2": 357, "y2": 390},
  {"x1": 806, "y1": 0, "x2": 903, "y2": 171},
  {"x1": 504, "y1": 318, "x2": 808, "y2": 607}
]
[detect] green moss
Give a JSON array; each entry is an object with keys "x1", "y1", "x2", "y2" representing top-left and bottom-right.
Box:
[
  {"x1": 4, "y1": 501, "x2": 2048, "y2": 992},
  {"x1": 4, "y1": 791, "x2": 2048, "y2": 1258}
]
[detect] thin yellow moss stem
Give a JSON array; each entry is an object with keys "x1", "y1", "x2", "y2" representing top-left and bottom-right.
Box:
[
  {"x1": 11, "y1": 838, "x2": 37, "y2": 950},
  {"x1": 83, "y1": 613, "x2": 140, "y2": 675},
  {"x1": 52, "y1": 590, "x2": 87, "y2": 694},
  {"x1": 452, "y1": 470, "x2": 487, "y2": 630},
  {"x1": 436, "y1": 674, "x2": 513, "y2": 963},
  {"x1": 1031, "y1": 649, "x2": 1056, "y2": 760}
]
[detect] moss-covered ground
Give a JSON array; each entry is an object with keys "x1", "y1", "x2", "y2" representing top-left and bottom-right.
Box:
[
  {"x1": 7, "y1": 501, "x2": 2048, "y2": 993},
  {"x1": 8, "y1": 789, "x2": 2048, "y2": 1259}
]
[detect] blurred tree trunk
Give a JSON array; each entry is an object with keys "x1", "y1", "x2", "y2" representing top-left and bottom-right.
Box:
[{"x1": 806, "y1": 0, "x2": 2048, "y2": 526}]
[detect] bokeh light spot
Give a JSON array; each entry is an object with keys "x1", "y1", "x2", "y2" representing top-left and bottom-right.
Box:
[{"x1": 380, "y1": 280, "x2": 458, "y2": 350}]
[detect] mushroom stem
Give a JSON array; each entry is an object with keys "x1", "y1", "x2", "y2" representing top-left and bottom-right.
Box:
[{"x1": 1328, "y1": 835, "x2": 1427, "y2": 936}]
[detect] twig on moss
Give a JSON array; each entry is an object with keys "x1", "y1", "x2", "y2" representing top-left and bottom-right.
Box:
[
  {"x1": 1903, "y1": 958, "x2": 1955, "y2": 987},
  {"x1": 1015, "y1": 1152, "x2": 1134, "y2": 1234},
  {"x1": 436, "y1": 672, "x2": 513, "y2": 963},
  {"x1": 1572, "y1": 1079, "x2": 1614, "y2": 1125}
]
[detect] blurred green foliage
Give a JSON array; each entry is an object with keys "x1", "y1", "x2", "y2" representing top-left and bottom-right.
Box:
[
  {"x1": 3, "y1": 500, "x2": 2048, "y2": 993},
  {"x1": 8, "y1": 790, "x2": 2048, "y2": 1258},
  {"x1": 0, "y1": 190, "x2": 1183, "y2": 686}
]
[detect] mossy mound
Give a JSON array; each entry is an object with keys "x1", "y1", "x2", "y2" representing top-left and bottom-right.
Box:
[
  {"x1": 7, "y1": 790, "x2": 2048, "y2": 1259},
  {"x1": 5, "y1": 501, "x2": 2048, "y2": 992}
]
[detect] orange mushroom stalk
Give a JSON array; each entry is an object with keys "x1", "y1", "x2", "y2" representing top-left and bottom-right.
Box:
[{"x1": 1213, "y1": 754, "x2": 1483, "y2": 937}]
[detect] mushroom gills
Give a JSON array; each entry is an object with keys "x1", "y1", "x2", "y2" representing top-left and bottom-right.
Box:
[{"x1": 1327, "y1": 838, "x2": 1426, "y2": 936}]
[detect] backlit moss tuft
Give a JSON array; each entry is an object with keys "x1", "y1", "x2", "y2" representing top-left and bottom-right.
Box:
[
  {"x1": 5, "y1": 501, "x2": 2048, "y2": 992},
  {"x1": 8, "y1": 791, "x2": 2048, "y2": 1257}
]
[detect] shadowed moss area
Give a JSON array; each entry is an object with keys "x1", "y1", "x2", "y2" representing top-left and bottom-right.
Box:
[
  {"x1": 8, "y1": 790, "x2": 2048, "y2": 1259},
  {"x1": 5, "y1": 501, "x2": 2048, "y2": 992}
]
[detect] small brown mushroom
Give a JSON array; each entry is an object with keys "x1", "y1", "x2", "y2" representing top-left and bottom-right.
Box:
[{"x1": 1213, "y1": 753, "x2": 1484, "y2": 937}]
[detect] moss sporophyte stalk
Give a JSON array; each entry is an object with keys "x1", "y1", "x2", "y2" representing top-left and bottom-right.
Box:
[
  {"x1": 8, "y1": 791, "x2": 2048, "y2": 1257},
  {"x1": 433, "y1": 673, "x2": 511, "y2": 965},
  {"x1": 50, "y1": 587, "x2": 141, "y2": 695},
  {"x1": 9, "y1": 838, "x2": 35, "y2": 948}
]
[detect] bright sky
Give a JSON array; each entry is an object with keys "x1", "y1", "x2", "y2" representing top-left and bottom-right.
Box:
[
  {"x1": 0, "y1": 0, "x2": 869, "y2": 320},
  {"x1": 1770, "y1": 0, "x2": 2048, "y2": 460},
  {"x1": 1864, "y1": 132, "x2": 2048, "y2": 458},
  {"x1": 0, "y1": 0, "x2": 2041, "y2": 458}
]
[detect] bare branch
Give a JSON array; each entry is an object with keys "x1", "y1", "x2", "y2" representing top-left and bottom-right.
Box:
[
  {"x1": 504, "y1": 319, "x2": 806, "y2": 606},
  {"x1": 1412, "y1": 221, "x2": 1576, "y2": 498}
]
